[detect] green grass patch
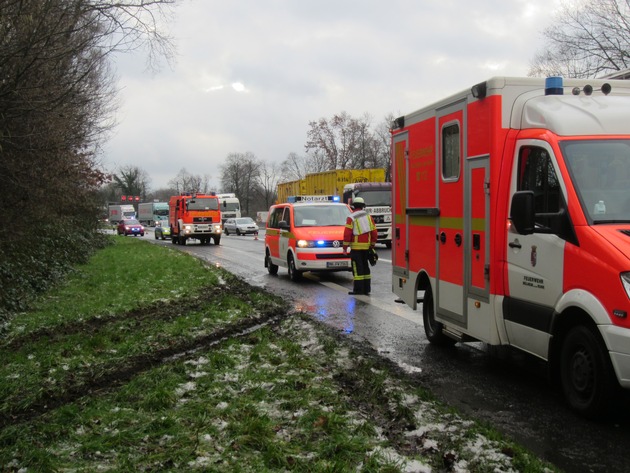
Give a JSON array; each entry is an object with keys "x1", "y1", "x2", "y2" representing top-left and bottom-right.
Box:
[{"x1": 0, "y1": 236, "x2": 560, "y2": 472}]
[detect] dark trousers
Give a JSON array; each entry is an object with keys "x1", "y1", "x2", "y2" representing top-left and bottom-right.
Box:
[{"x1": 350, "y1": 249, "x2": 371, "y2": 294}]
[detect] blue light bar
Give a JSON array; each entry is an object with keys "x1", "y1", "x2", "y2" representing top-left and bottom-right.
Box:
[
  {"x1": 317, "y1": 240, "x2": 325, "y2": 246},
  {"x1": 332, "y1": 195, "x2": 340, "y2": 202},
  {"x1": 545, "y1": 76, "x2": 563, "y2": 95}
]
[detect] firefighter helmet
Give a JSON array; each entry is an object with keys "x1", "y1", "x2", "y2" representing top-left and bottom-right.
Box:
[{"x1": 353, "y1": 197, "x2": 365, "y2": 207}]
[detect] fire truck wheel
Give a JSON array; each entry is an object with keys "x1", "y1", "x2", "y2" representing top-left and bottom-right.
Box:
[
  {"x1": 386, "y1": 241, "x2": 392, "y2": 249},
  {"x1": 422, "y1": 289, "x2": 456, "y2": 346},
  {"x1": 266, "y1": 251, "x2": 278, "y2": 275},
  {"x1": 213, "y1": 236, "x2": 221, "y2": 245},
  {"x1": 288, "y1": 254, "x2": 302, "y2": 281},
  {"x1": 560, "y1": 325, "x2": 616, "y2": 418}
]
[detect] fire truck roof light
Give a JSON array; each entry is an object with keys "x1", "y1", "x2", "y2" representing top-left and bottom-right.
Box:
[{"x1": 545, "y1": 76, "x2": 564, "y2": 95}]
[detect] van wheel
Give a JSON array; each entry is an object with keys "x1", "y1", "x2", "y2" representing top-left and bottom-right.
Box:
[
  {"x1": 560, "y1": 325, "x2": 616, "y2": 418},
  {"x1": 288, "y1": 254, "x2": 302, "y2": 281},
  {"x1": 422, "y1": 289, "x2": 456, "y2": 346},
  {"x1": 266, "y1": 251, "x2": 278, "y2": 275},
  {"x1": 225, "y1": 228, "x2": 229, "y2": 236}
]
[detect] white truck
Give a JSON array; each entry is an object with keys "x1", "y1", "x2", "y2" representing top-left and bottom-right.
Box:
[
  {"x1": 342, "y1": 182, "x2": 392, "y2": 248},
  {"x1": 217, "y1": 193, "x2": 241, "y2": 223},
  {"x1": 138, "y1": 201, "x2": 169, "y2": 227},
  {"x1": 108, "y1": 204, "x2": 136, "y2": 225}
]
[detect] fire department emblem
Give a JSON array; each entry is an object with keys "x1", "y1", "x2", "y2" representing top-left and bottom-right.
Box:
[
  {"x1": 332, "y1": 240, "x2": 340, "y2": 248},
  {"x1": 530, "y1": 245, "x2": 537, "y2": 267}
]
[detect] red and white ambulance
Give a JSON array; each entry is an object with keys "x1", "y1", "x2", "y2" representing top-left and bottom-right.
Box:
[
  {"x1": 391, "y1": 76, "x2": 630, "y2": 416},
  {"x1": 264, "y1": 196, "x2": 352, "y2": 281}
]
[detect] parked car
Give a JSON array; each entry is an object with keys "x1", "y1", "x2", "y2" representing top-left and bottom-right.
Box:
[
  {"x1": 117, "y1": 219, "x2": 145, "y2": 237},
  {"x1": 154, "y1": 222, "x2": 171, "y2": 240},
  {"x1": 224, "y1": 217, "x2": 259, "y2": 236}
]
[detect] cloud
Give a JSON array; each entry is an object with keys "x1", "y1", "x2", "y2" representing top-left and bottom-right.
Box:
[{"x1": 103, "y1": 0, "x2": 561, "y2": 191}]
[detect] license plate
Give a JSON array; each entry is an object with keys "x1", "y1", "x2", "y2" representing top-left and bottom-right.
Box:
[{"x1": 327, "y1": 261, "x2": 348, "y2": 268}]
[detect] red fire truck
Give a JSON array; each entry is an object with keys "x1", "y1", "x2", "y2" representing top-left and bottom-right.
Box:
[
  {"x1": 169, "y1": 193, "x2": 222, "y2": 245},
  {"x1": 391, "y1": 76, "x2": 630, "y2": 417}
]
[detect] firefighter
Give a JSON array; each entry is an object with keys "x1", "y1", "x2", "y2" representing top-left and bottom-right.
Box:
[{"x1": 343, "y1": 197, "x2": 378, "y2": 295}]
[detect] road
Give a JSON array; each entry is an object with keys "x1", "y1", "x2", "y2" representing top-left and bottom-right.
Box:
[{"x1": 141, "y1": 228, "x2": 630, "y2": 473}]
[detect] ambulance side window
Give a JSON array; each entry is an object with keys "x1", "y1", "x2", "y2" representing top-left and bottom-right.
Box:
[
  {"x1": 283, "y1": 208, "x2": 292, "y2": 227},
  {"x1": 517, "y1": 146, "x2": 573, "y2": 238},
  {"x1": 269, "y1": 207, "x2": 283, "y2": 228},
  {"x1": 442, "y1": 123, "x2": 460, "y2": 181}
]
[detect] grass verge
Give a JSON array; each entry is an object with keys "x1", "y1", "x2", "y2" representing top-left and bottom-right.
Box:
[{"x1": 0, "y1": 236, "x2": 560, "y2": 472}]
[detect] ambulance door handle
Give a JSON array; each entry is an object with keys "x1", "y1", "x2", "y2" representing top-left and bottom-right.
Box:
[
  {"x1": 454, "y1": 233, "x2": 462, "y2": 247},
  {"x1": 439, "y1": 232, "x2": 446, "y2": 244},
  {"x1": 509, "y1": 240, "x2": 522, "y2": 249}
]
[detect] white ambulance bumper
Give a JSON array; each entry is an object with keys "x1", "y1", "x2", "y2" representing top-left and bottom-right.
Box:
[{"x1": 600, "y1": 324, "x2": 630, "y2": 388}]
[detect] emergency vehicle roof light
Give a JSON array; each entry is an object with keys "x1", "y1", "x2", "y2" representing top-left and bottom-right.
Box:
[
  {"x1": 391, "y1": 116, "x2": 404, "y2": 130},
  {"x1": 545, "y1": 76, "x2": 564, "y2": 95},
  {"x1": 571, "y1": 83, "x2": 612, "y2": 96},
  {"x1": 471, "y1": 81, "x2": 487, "y2": 99}
]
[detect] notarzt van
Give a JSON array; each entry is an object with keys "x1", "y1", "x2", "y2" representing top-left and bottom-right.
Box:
[
  {"x1": 391, "y1": 76, "x2": 630, "y2": 417},
  {"x1": 264, "y1": 196, "x2": 352, "y2": 281}
]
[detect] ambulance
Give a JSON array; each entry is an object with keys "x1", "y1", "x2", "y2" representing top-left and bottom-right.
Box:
[
  {"x1": 391, "y1": 76, "x2": 630, "y2": 417},
  {"x1": 264, "y1": 195, "x2": 352, "y2": 281}
]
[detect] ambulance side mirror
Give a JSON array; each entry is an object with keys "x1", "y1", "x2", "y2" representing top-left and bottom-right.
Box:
[
  {"x1": 510, "y1": 191, "x2": 535, "y2": 235},
  {"x1": 279, "y1": 221, "x2": 290, "y2": 230}
]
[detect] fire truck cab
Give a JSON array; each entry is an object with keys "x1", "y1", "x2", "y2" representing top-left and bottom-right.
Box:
[
  {"x1": 391, "y1": 76, "x2": 630, "y2": 417},
  {"x1": 169, "y1": 193, "x2": 222, "y2": 246},
  {"x1": 264, "y1": 196, "x2": 352, "y2": 281}
]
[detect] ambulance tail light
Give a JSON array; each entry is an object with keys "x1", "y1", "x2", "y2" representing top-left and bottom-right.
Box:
[{"x1": 620, "y1": 272, "x2": 630, "y2": 303}]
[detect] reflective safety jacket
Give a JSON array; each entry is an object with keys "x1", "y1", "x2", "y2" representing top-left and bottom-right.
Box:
[{"x1": 343, "y1": 210, "x2": 377, "y2": 250}]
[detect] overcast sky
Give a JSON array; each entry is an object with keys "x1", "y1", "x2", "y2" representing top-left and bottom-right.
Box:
[{"x1": 102, "y1": 0, "x2": 561, "y2": 191}]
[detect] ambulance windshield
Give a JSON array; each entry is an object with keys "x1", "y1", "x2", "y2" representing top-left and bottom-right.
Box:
[
  {"x1": 294, "y1": 204, "x2": 351, "y2": 227},
  {"x1": 562, "y1": 139, "x2": 630, "y2": 223}
]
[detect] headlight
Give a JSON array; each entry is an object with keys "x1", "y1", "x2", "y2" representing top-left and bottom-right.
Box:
[
  {"x1": 184, "y1": 225, "x2": 192, "y2": 231},
  {"x1": 621, "y1": 272, "x2": 630, "y2": 300},
  {"x1": 297, "y1": 240, "x2": 314, "y2": 248}
]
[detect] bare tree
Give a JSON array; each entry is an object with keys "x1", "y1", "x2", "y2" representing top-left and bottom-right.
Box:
[
  {"x1": 168, "y1": 168, "x2": 212, "y2": 194},
  {"x1": 256, "y1": 161, "x2": 281, "y2": 209},
  {"x1": 530, "y1": 0, "x2": 630, "y2": 78},
  {"x1": 279, "y1": 152, "x2": 324, "y2": 182},
  {"x1": 304, "y1": 112, "x2": 380, "y2": 170},
  {"x1": 113, "y1": 165, "x2": 151, "y2": 199},
  {"x1": 220, "y1": 152, "x2": 261, "y2": 216}
]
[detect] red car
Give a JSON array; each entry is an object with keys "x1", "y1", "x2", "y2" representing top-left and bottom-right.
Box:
[{"x1": 117, "y1": 219, "x2": 145, "y2": 237}]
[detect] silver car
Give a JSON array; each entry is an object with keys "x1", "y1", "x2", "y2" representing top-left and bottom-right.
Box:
[{"x1": 224, "y1": 217, "x2": 259, "y2": 236}]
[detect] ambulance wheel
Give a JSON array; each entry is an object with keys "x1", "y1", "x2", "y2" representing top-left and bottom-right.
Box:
[
  {"x1": 288, "y1": 254, "x2": 302, "y2": 281},
  {"x1": 422, "y1": 289, "x2": 456, "y2": 346},
  {"x1": 560, "y1": 325, "x2": 616, "y2": 418},
  {"x1": 266, "y1": 251, "x2": 278, "y2": 275}
]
